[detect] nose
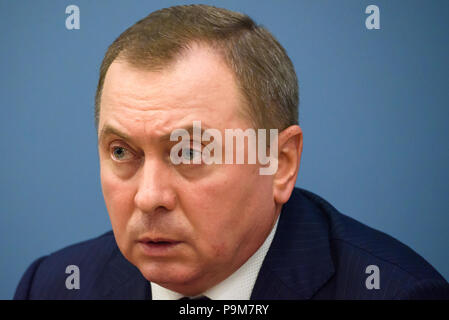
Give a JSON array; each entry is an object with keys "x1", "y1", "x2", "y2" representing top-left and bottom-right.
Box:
[{"x1": 134, "y1": 158, "x2": 177, "y2": 214}]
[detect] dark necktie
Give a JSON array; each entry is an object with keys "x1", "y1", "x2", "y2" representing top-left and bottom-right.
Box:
[{"x1": 179, "y1": 295, "x2": 211, "y2": 300}]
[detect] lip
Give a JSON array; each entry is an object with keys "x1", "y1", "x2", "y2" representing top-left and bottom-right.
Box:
[
  {"x1": 137, "y1": 237, "x2": 182, "y2": 256},
  {"x1": 138, "y1": 236, "x2": 179, "y2": 243}
]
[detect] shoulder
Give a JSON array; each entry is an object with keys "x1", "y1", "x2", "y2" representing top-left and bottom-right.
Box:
[
  {"x1": 40, "y1": 230, "x2": 117, "y2": 265},
  {"x1": 14, "y1": 231, "x2": 118, "y2": 299},
  {"x1": 296, "y1": 188, "x2": 449, "y2": 299}
]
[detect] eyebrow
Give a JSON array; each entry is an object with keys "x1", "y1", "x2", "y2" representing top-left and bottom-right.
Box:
[
  {"x1": 98, "y1": 123, "x2": 211, "y2": 144},
  {"x1": 98, "y1": 125, "x2": 131, "y2": 144}
]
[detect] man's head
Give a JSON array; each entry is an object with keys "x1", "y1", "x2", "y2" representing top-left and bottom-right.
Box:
[
  {"x1": 96, "y1": 5, "x2": 303, "y2": 295},
  {"x1": 95, "y1": 4, "x2": 299, "y2": 132}
]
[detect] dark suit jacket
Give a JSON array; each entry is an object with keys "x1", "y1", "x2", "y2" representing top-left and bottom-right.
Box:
[{"x1": 14, "y1": 187, "x2": 449, "y2": 299}]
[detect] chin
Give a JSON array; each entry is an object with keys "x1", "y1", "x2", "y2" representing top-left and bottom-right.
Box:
[{"x1": 137, "y1": 260, "x2": 202, "y2": 288}]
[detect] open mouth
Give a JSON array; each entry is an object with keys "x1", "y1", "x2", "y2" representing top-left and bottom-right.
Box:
[
  {"x1": 138, "y1": 239, "x2": 181, "y2": 255},
  {"x1": 146, "y1": 241, "x2": 173, "y2": 245}
]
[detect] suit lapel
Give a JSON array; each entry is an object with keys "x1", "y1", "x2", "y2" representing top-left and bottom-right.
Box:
[
  {"x1": 98, "y1": 245, "x2": 151, "y2": 300},
  {"x1": 251, "y1": 188, "x2": 335, "y2": 299}
]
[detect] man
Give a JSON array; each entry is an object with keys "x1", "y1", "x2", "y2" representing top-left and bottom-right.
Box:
[{"x1": 14, "y1": 5, "x2": 448, "y2": 300}]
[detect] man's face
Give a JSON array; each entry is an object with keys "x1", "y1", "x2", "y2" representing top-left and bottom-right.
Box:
[{"x1": 98, "y1": 44, "x2": 278, "y2": 295}]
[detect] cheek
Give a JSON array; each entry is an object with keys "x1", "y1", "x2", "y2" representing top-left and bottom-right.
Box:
[
  {"x1": 100, "y1": 168, "x2": 135, "y2": 232},
  {"x1": 179, "y1": 167, "x2": 261, "y2": 259},
  {"x1": 199, "y1": 183, "x2": 274, "y2": 266}
]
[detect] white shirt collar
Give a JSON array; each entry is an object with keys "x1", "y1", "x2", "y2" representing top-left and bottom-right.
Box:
[{"x1": 151, "y1": 216, "x2": 279, "y2": 300}]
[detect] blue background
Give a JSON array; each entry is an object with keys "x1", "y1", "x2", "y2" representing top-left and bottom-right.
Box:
[{"x1": 1, "y1": 0, "x2": 448, "y2": 299}]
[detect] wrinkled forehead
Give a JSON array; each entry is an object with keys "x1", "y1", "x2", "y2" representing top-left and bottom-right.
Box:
[{"x1": 98, "y1": 44, "x2": 251, "y2": 141}]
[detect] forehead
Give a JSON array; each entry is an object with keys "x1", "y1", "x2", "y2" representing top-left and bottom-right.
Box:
[{"x1": 99, "y1": 44, "x2": 249, "y2": 140}]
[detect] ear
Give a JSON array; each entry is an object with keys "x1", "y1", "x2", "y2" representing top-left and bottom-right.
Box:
[{"x1": 273, "y1": 125, "x2": 303, "y2": 205}]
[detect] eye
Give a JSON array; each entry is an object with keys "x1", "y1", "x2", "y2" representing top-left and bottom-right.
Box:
[
  {"x1": 111, "y1": 146, "x2": 134, "y2": 161},
  {"x1": 178, "y1": 146, "x2": 202, "y2": 162}
]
